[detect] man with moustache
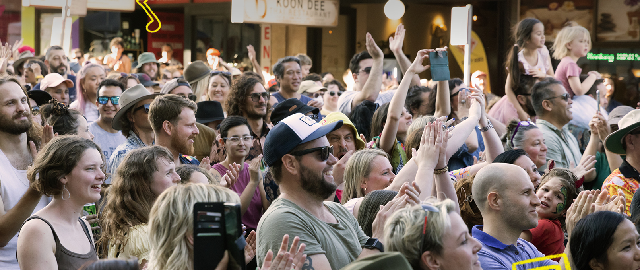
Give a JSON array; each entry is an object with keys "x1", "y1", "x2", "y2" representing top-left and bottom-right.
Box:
[
  {"x1": 37, "y1": 46, "x2": 77, "y2": 102},
  {"x1": 149, "y1": 94, "x2": 200, "y2": 165},
  {"x1": 225, "y1": 75, "x2": 272, "y2": 163},
  {"x1": 531, "y1": 78, "x2": 582, "y2": 172},
  {"x1": 88, "y1": 79, "x2": 126, "y2": 168},
  {"x1": 472, "y1": 163, "x2": 567, "y2": 269},
  {"x1": 0, "y1": 76, "x2": 51, "y2": 269},
  {"x1": 257, "y1": 113, "x2": 387, "y2": 270}
]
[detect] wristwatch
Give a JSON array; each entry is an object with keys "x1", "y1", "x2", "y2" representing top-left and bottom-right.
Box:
[{"x1": 364, "y1": 238, "x2": 384, "y2": 252}]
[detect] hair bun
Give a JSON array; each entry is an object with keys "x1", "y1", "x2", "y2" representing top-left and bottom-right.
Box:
[{"x1": 50, "y1": 99, "x2": 69, "y2": 116}]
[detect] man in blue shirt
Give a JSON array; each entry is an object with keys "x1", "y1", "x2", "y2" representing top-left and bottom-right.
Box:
[
  {"x1": 149, "y1": 94, "x2": 201, "y2": 165},
  {"x1": 270, "y1": 56, "x2": 322, "y2": 109},
  {"x1": 471, "y1": 163, "x2": 567, "y2": 270}
]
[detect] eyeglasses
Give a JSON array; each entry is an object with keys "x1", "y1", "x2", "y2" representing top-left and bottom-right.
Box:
[
  {"x1": 211, "y1": 70, "x2": 231, "y2": 76},
  {"x1": 510, "y1": 121, "x2": 535, "y2": 147},
  {"x1": 419, "y1": 204, "x2": 441, "y2": 256},
  {"x1": 359, "y1": 67, "x2": 372, "y2": 74},
  {"x1": 329, "y1": 91, "x2": 342, "y2": 97},
  {"x1": 98, "y1": 96, "x2": 120, "y2": 105},
  {"x1": 290, "y1": 146, "x2": 334, "y2": 161},
  {"x1": 249, "y1": 92, "x2": 270, "y2": 102},
  {"x1": 223, "y1": 135, "x2": 253, "y2": 144},
  {"x1": 133, "y1": 103, "x2": 150, "y2": 114},
  {"x1": 31, "y1": 105, "x2": 40, "y2": 116},
  {"x1": 545, "y1": 93, "x2": 570, "y2": 102}
]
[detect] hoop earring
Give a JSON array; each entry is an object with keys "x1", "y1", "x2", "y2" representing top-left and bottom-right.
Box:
[{"x1": 62, "y1": 184, "x2": 71, "y2": 200}]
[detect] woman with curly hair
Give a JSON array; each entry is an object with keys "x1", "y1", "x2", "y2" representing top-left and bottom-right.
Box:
[
  {"x1": 70, "y1": 63, "x2": 106, "y2": 123},
  {"x1": 41, "y1": 100, "x2": 94, "y2": 140},
  {"x1": 18, "y1": 136, "x2": 104, "y2": 270},
  {"x1": 98, "y1": 145, "x2": 180, "y2": 268}
]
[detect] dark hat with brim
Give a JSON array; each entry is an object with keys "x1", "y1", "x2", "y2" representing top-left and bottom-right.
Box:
[
  {"x1": 27, "y1": 90, "x2": 53, "y2": 106},
  {"x1": 195, "y1": 101, "x2": 225, "y2": 124},
  {"x1": 270, "y1": 98, "x2": 320, "y2": 125},
  {"x1": 112, "y1": 84, "x2": 161, "y2": 130}
]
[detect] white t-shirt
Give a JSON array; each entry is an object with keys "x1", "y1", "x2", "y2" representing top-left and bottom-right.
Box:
[
  {"x1": 338, "y1": 90, "x2": 396, "y2": 115},
  {"x1": 69, "y1": 100, "x2": 99, "y2": 124},
  {"x1": 518, "y1": 46, "x2": 552, "y2": 76},
  {"x1": 89, "y1": 122, "x2": 127, "y2": 170},
  {"x1": 0, "y1": 150, "x2": 50, "y2": 270}
]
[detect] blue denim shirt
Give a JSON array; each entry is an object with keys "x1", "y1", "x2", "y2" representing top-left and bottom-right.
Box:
[
  {"x1": 472, "y1": 225, "x2": 557, "y2": 270},
  {"x1": 107, "y1": 131, "x2": 147, "y2": 184}
]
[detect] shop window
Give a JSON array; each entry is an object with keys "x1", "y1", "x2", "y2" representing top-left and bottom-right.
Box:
[{"x1": 194, "y1": 16, "x2": 259, "y2": 68}]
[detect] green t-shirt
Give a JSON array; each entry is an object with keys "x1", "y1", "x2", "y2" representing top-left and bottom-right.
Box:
[
  {"x1": 256, "y1": 198, "x2": 369, "y2": 270},
  {"x1": 584, "y1": 151, "x2": 611, "y2": 190}
]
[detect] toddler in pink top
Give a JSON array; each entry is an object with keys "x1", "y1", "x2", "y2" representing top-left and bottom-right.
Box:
[{"x1": 552, "y1": 24, "x2": 602, "y2": 97}]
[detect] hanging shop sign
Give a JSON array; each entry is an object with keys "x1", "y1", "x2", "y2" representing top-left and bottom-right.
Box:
[
  {"x1": 231, "y1": 0, "x2": 339, "y2": 27},
  {"x1": 23, "y1": 0, "x2": 135, "y2": 12}
]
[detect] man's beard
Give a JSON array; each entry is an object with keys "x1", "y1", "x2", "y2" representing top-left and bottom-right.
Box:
[
  {"x1": 51, "y1": 63, "x2": 67, "y2": 75},
  {"x1": 171, "y1": 132, "x2": 195, "y2": 156},
  {"x1": 300, "y1": 164, "x2": 336, "y2": 200},
  {"x1": 245, "y1": 104, "x2": 266, "y2": 120},
  {"x1": 0, "y1": 111, "x2": 32, "y2": 135},
  {"x1": 522, "y1": 97, "x2": 536, "y2": 117}
]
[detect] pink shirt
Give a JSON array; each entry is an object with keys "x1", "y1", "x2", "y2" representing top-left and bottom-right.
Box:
[
  {"x1": 554, "y1": 56, "x2": 582, "y2": 97},
  {"x1": 213, "y1": 163, "x2": 263, "y2": 229},
  {"x1": 488, "y1": 96, "x2": 519, "y2": 126}
]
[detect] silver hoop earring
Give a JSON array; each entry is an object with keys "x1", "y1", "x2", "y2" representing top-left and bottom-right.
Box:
[{"x1": 62, "y1": 184, "x2": 71, "y2": 200}]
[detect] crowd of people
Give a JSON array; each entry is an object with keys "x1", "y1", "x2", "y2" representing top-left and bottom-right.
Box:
[{"x1": 0, "y1": 18, "x2": 640, "y2": 270}]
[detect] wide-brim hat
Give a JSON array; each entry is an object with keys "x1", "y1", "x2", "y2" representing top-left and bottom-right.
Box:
[
  {"x1": 609, "y1": 106, "x2": 634, "y2": 126},
  {"x1": 270, "y1": 98, "x2": 320, "y2": 125},
  {"x1": 195, "y1": 101, "x2": 225, "y2": 124},
  {"x1": 39, "y1": 73, "x2": 74, "y2": 90},
  {"x1": 135, "y1": 52, "x2": 159, "y2": 69},
  {"x1": 112, "y1": 84, "x2": 161, "y2": 130},
  {"x1": 320, "y1": 112, "x2": 366, "y2": 150},
  {"x1": 263, "y1": 113, "x2": 343, "y2": 166},
  {"x1": 184, "y1": 61, "x2": 211, "y2": 85},
  {"x1": 297, "y1": 80, "x2": 326, "y2": 94},
  {"x1": 27, "y1": 90, "x2": 53, "y2": 106},
  {"x1": 605, "y1": 109, "x2": 640, "y2": 155}
]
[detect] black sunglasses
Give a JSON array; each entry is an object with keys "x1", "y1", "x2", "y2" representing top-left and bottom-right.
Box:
[
  {"x1": 419, "y1": 204, "x2": 441, "y2": 256},
  {"x1": 250, "y1": 92, "x2": 270, "y2": 102},
  {"x1": 545, "y1": 93, "x2": 570, "y2": 102},
  {"x1": 133, "y1": 103, "x2": 150, "y2": 114},
  {"x1": 290, "y1": 146, "x2": 334, "y2": 161},
  {"x1": 329, "y1": 91, "x2": 343, "y2": 97},
  {"x1": 98, "y1": 96, "x2": 120, "y2": 105}
]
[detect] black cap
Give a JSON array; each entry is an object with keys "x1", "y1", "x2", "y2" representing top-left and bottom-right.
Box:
[
  {"x1": 270, "y1": 98, "x2": 320, "y2": 125},
  {"x1": 195, "y1": 101, "x2": 225, "y2": 124},
  {"x1": 27, "y1": 90, "x2": 53, "y2": 106}
]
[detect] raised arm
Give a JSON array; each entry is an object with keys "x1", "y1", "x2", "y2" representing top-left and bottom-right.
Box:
[
  {"x1": 472, "y1": 89, "x2": 504, "y2": 162},
  {"x1": 379, "y1": 49, "x2": 433, "y2": 153},
  {"x1": 505, "y1": 73, "x2": 531, "y2": 121},
  {"x1": 389, "y1": 24, "x2": 421, "y2": 87},
  {"x1": 247, "y1": 45, "x2": 265, "y2": 84},
  {"x1": 568, "y1": 71, "x2": 601, "y2": 96},
  {"x1": 434, "y1": 80, "x2": 450, "y2": 118},
  {"x1": 351, "y1": 33, "x2": 384, "y2": 109}
]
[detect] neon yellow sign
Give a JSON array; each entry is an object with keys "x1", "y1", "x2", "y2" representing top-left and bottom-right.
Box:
[{"x1": 136, "y1": 0, "x2": 162, "y2": 33}]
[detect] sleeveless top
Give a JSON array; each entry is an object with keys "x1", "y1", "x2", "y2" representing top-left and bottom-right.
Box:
[{"x1": 21, "y1": 216, "x2": 98, "y2": 270}]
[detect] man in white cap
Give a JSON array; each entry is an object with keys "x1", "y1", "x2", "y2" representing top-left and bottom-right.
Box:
[
  {"x1": 39, "y1": 73, "x2": 74, "y2": 104},
  {"x1": 257, "y1": 113, "x2": 394, "y2": 270},
  {"x1": 603, "y1": 109, "x2": 640, "y2": 215}
]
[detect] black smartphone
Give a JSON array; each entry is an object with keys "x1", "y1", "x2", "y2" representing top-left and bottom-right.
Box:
[{"x1": 193, "y1": 202, "x2": 245, "y2": 270}]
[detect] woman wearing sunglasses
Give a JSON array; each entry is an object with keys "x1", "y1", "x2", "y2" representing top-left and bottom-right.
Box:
[
  {"x1": 320, "y1": 80, "x2": 344, "y2": 116},
  {"x1": 385, "y1": 199, "x2": 483, "y2": 270}
]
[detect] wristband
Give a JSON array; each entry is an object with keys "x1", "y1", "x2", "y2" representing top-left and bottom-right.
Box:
[
  {"x1": 434, "y1": 166, "x2": 448, "y2": 175},
  {"x1": 480, "y1": 119, "x2": 494, "y2": 132}
]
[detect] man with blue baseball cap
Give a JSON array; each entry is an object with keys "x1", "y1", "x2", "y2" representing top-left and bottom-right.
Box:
[{"x1": 257, "y1": 113, "x2": 386, "y2": 270}]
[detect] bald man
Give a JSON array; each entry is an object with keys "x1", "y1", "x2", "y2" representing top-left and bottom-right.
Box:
[{"x1": 471, "y1": 163, "x2": 563, "y2": 269}]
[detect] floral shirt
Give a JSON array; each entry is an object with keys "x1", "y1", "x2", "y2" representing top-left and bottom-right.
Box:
[
  {"x1": 602, "y1": 160, "x2": 640, "y2": 216},
  {"x1": 369, "y1": 136, "x2": 407, "y2": 175}
]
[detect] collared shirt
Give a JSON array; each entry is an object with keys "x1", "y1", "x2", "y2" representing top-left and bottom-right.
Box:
[
  {"x1": 603, "y1": 160, "x2": 640, "y2": 216},
  {"x1": 536, "y1": 119, "x2": 581, "y2": 172},
  {"x1": 472, "y1": 226, "x2": 557, "y2": 270},
  {"x1": 107, "y1": 131, "x2": 148, "y2": 184}
]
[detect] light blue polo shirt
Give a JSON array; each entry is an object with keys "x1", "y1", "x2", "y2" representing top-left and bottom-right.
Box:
[{"x1": 472, "y1": 225, "x2": 558, "y2": 270}]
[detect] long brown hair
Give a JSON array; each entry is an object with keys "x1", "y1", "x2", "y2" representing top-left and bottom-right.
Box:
[{"x1": 97, "y1": 145, "x2": 174, "y2": 257}]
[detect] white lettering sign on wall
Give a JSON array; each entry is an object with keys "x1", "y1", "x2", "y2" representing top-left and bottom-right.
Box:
[
  {"x1": 232, "y1": 0, "x2": 338, "y2": 27},
  {"x1": 24, "y1": 0, "x2": 135, "y2": 12}
]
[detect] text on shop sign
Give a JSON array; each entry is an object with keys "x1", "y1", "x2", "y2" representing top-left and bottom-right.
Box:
[
  {"x1": 277, "y1": 0, "x2": 325, "y2": 10},
  {"x1": 587, "y1": 52, "x2": 640, "y2": 63}
]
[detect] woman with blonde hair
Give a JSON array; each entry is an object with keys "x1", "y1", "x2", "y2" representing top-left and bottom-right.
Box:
[
  {"x1": 341, "y1": 149, "x2": 394, "y2": 206},
  {"x1": 147, "y1": 183, "x2": 307, "y2": 270},
  {"x1": 98, "y1": 146, "x2": 180, "y2": 268},
  {"x1": 384, "y1": 199, "x2": 482, "y2": 270},
  {"x1": 18, "y1": 136, "x2": 103, "y2": 270}
]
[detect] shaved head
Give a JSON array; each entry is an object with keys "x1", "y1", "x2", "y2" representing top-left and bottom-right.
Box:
[{"x1": 472, "y1": 163, "x2": 529, "y2": 212}]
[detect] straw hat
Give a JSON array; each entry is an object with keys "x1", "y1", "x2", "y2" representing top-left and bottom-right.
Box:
[{"x1": 605, "y1": 109, "x2": 640, "y2": 155}]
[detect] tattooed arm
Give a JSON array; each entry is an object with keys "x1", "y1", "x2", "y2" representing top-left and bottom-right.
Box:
[{"x1": 302, "y1": 255, "x2": 331, "y2": 270}]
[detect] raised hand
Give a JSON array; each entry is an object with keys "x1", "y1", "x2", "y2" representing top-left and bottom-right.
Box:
[
  {"x1": 593, "y1": 189, "x2": 626, "y2": 214},
  {"x1": 566, "y1": 190, "x2": 597, "y2": 236},
  {"x1": 249, "y1": 155, "x2": 264, "y2": 184},
  {"x1": 247, "y1": 45, "x2": 257, "y2": 61},
  {"x1": 397, "y1": 181, "x2": 422, "y2": 205},
  {"x1": 371, "y1": 195, "x2": 409, "y2": 240},
  {"x1": 412, "y1": 121, "x2": 441, "y2": 170},
  {"x1": 199, "y1": 157, "x2": 211, "y2": 170},
  {"x1": 365, "y1": 32, "x2": 383, "y2": 60},
  {"x1": 389, "y1": 24, "x2": 406, "y2": 54},
  {"x1": 244, "y1": 231, "x2": 257, "y2": 264},
  {"x1": 571, "y1": 155, "x2": 596, "y2": 180},
  {"x1": 407, "y1": 49, "x2": 433, "y2": 75}
]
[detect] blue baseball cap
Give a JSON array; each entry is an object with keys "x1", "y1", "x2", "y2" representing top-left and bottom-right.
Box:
[{"x1": 263, "y1": 113, "x2": 343, "y2": 166}]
